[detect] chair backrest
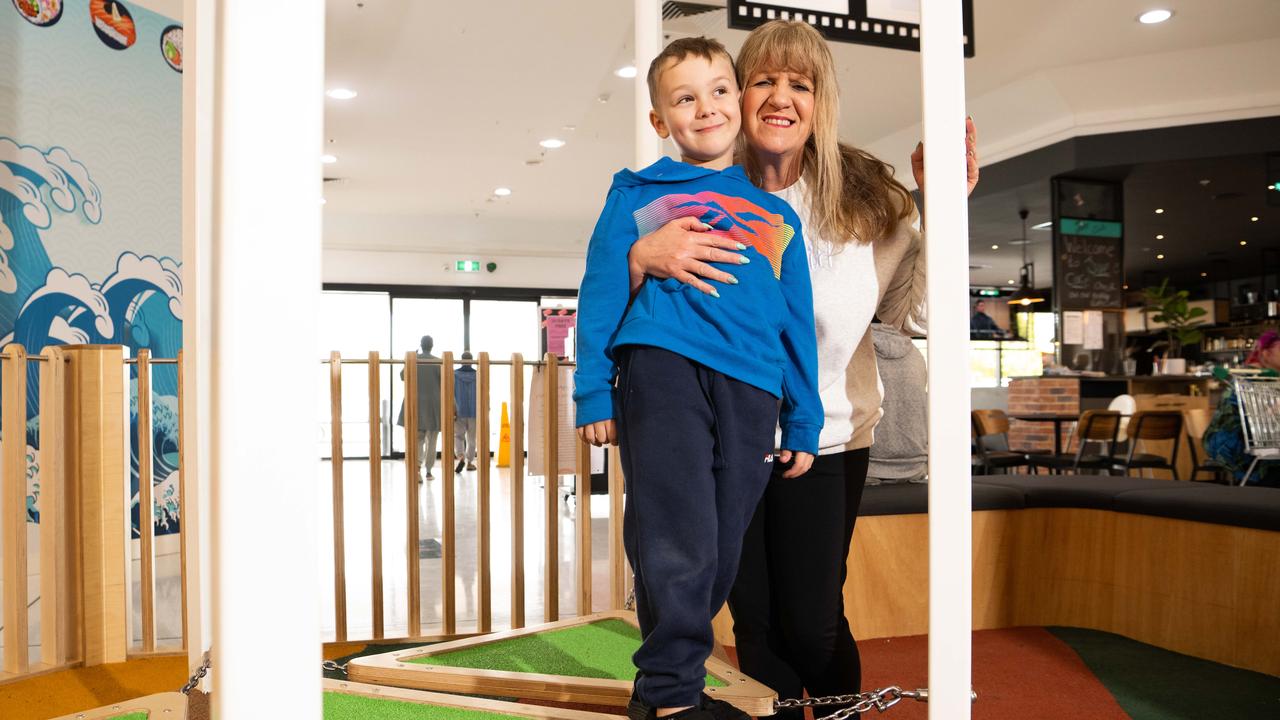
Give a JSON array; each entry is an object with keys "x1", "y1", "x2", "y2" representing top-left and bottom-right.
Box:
[
  {"x1": 1077, "y1": 410, "x2": 1121, "y2": 442},
  {"x1": 1128, "y1": 410, "x2": 1183, "y2": 441},
  {"x1": 1235, "y1": 376, "x2": 1280, "y2": 453},
  {"x1": 973, "y1": 409, "x2": 1010, "y2": 437}
]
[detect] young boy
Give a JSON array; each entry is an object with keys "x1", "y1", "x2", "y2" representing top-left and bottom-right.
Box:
[{"x1": 573, "y1": 38, "x2": 822, "y2": 720}]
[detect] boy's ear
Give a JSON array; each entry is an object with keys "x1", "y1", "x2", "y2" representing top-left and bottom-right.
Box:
[{"x1": 649, "y1": 109, "x2": 670, "y2": 139}]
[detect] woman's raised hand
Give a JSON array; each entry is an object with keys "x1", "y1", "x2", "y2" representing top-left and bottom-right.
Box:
[
  {"x1": 627, "y1": 216, "x2": 749, "y2": 297},
  {"x1": 910, "y1": 116, "x2": 979, "y2": 197}
]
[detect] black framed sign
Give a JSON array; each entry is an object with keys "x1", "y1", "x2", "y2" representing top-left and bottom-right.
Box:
[{"x1": 727, "y1": 0, "x2": 975, "y2": 58}]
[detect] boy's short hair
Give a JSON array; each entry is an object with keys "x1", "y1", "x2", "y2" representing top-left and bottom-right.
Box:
[{"x1": 646, "y1": 36, "x2": 736, "y2": 108}]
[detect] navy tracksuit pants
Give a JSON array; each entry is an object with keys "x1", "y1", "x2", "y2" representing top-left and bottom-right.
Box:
[{"x1": 616, "y1": 345, "x2": 780, "y2": 708}]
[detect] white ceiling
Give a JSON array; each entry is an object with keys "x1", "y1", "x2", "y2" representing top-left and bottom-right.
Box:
[{"x1": 322, "y1": 0, "x2": 1280, "y2": 280}]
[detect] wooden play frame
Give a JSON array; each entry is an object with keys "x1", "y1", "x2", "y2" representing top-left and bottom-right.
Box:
[
  {"x1": 324, "y1": 679, "x2": 624, "y2": 719},
  {"x1": 49, "y1": 692, "x2": 187, "y2": 720},
  {"x1": 347, "y1": 610, "x2": 777, "y2": 716}
]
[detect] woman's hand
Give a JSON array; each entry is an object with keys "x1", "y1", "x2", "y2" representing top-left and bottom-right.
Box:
[
  {"x1": 778, "y1": 450, "x2": 815, "y2": 479},
  {"x1": 628, "y1": 216, "x2": 749, "y2": 296},
  {"x1": 577, "y1": 420, "x2": 617, "y2": 447},
  {"x1": 911, "y1": 116, "x2": 979, "y2": 197}
]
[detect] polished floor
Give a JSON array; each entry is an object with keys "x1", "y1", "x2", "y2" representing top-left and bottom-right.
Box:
[{"x1": 0, "y1": 456, "x2": 618, "y2": 664}]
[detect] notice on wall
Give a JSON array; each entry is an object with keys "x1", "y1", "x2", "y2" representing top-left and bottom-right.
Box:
[
  {"x1": 527, "y1": 366, "x2": 580, "y2": 477},
  {"x1": 1083, "y1": 310, "x2": 1104, "y2": 350},
  {"x1": 541, "y1": 308, "x2": 577, "y2": 358},
  {"x1": 1062, "y1": 311, "x2": 1083, "y2": 345}
]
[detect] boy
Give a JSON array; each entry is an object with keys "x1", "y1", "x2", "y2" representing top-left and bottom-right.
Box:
[{"x1": 573, "y1": 38, "x2": 822, "y2": 720}]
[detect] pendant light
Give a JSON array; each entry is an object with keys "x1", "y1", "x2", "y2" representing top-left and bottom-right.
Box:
[{"x1": 1008, "y1": 208, "x2": 1045, "y2": 306}]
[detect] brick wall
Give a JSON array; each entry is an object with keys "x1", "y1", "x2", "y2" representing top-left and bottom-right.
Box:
[{"x1": 1007, "y1": 378, "x2": 1080, "y2": 453}]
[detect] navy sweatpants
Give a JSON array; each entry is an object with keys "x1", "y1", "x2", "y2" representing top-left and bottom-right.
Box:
[{"x1": 616, "y1": 345, "x2": 780, "y2": 708}]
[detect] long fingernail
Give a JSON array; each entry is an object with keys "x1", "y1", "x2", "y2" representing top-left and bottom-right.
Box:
[
  {"x1": 710, "y1": 289, "x2": 721, "y2": 298},
  {"x1": 727, "y1": 275, "x2": 739, "y2": 284},
  {"x1": 702, "y1": 223, "x2": 713, "y2": 231},
  {"x1": 736, "y1": 242, "x2": 747, "y2": 250},
  {"x1": 739, "y1": 256, "x2": 751, "y2": 264}
]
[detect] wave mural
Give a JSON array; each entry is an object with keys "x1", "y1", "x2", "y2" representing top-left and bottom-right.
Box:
[{"x1": 0, "y1": 137, "x2": 182, "y2": 536}]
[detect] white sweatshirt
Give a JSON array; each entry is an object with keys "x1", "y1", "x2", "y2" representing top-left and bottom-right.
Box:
[{"x1": 773, "y1": 179, "x2": 927, "y2": 454}]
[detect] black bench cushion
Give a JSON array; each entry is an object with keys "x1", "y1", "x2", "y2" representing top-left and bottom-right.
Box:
[
  {"x1": 858, "y1": 482, "x2": 1025, "y2": 517},
  {"x1": 1114, "y1": 486, "x2": 1280, "y2": 533},
  {"x1": 973, "y1": 474, "x2": 1183, "y2": 510}
]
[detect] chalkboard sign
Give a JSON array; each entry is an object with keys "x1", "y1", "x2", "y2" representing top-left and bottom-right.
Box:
[{"x1": 1055, "y1": 222, "x2": 1123, "y2": 310}]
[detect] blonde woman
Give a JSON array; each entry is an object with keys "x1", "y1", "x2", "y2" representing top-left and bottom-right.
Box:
[{"x1": 627, "y1": 21, "x2": 979, "y2": 712}]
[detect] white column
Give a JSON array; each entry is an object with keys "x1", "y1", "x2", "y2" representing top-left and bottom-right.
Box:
[
  {"x1": 180, "y1": 0, "x2": 214, "y2": 688},
  {"x1": 919, "y1": 1, "x2": 973, "y2": 718},
  {"x1": 209, "y1": 1, "x2": 324, "y2": 716},
  {"x1": 634, "y1": 0, "x2": 663, "y2": 169}
]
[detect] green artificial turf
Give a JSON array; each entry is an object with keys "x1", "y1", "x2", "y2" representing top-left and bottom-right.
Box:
[
  {"x1": 324, "y1": 692, "x2": 520, "y2": 720},
  {"x1": 1049, "y1": 626, "x2": 1280, "y2": 719},
  {"x1": 108, "y1": 714, "x2": 148, "y2": 720},
  {"x1": 407, "y1": 618, "x2": 725, "y2": 687}
]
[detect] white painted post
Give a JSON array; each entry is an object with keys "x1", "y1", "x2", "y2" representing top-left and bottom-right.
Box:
[
  {"x1": 209, "y1": 1, "x2": 324, "y2": 716},
  {"x1": 920, "y1": 1, "x2": 973, "y2": 718},
  {"x1": 181, "y1": 0, "x2": 214, "y2": 690},
  {"x1": 634, "y1": 0, "x2": 663, "y2": 169}
]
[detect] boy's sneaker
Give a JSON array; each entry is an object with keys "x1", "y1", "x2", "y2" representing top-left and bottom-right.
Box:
[
  {"x1": 627, "y1": 694, "x2": 721, "y2": 720},
  {"x1": 699, "y1": 693, "x2": 751, "y2": 720}
]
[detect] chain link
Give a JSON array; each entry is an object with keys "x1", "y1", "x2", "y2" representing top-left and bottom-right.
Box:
[
  {"x1": 322, "y1": 660, "x2": 349, "y2": 675},
  {"x1": 180, "y1": 651, "x2": 212, "y2": 695},
  {"x1": 775, "y1": 688, "x2": 935, "y2": 718},
  {"x1": 624, "y1": 587, "x2": 636, "y2": 611}
]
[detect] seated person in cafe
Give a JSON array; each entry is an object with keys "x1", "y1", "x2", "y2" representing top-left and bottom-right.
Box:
[
  {"x1": 1204, "y1": 331, "x2": 1280, "y2": 487},
  {"x1": 970, "y1": 299, "x2": 1001, "y2": 337}
]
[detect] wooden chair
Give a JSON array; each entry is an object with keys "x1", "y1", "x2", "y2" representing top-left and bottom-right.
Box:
[
  {"x1": 1113, "y1": 410, "x2": 1183, "y2": 480},
  {"x1": 1027, "y1": 410, "x2": 1121, "y2": 475},
  {"x1": 1184, "y1": 407, "x2": 1228, "y2": 483},
  {"x1": 972, "y1": 410, "x2": 1036, "y2": 474}
]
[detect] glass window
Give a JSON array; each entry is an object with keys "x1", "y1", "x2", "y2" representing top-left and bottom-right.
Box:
[
  {"x1": 470, "y1": 300, "x2": 541, "y2": 451},
  {"x1": 317, "y1": 291, "x2": 390, "y2": 458}
]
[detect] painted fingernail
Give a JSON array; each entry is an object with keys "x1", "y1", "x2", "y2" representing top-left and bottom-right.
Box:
[
  {"x1": 710, "y1": 289, "x2": 721, "y2": 298},
  {"x1": 739, "y1": 256, "x2": 751, "y2": 264},
  {"x1": 702, "y1": 223, "x2": 714, "y2": 231},
  {"x1": 727, "y1": 275, "x2": 739, "y2": 284},
  {"x1": 736, "y1": 242, "x2": 747, "y2": 250}
]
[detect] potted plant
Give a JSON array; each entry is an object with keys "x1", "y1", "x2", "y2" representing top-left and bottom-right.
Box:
[{"x1": 1141, "y1": 278, "x2": 1207, "y2": 374}]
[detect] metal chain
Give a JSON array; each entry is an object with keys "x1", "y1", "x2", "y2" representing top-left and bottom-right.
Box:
[
  {"x1": 779, "y1": 688, "x2": 977, "y2": 718},
  {"x1": 322, "y1": 660, "x2": 349, "y2": 675},
  {"x1": 624, "y1": 587, "x2": 636, "y2": 611},
  {"x1": 180, "y1": 651, "x2": 212, "y2": 695}
]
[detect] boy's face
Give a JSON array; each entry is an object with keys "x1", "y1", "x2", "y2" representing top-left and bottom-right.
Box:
[{"x1": 649, "y1": 54, "x2": 740, "y2": 166}]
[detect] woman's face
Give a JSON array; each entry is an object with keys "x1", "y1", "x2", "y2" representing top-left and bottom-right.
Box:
[
  {"x1": 1260, "y1": 343, "x2": 1280, "y2": 371},
  {"x1": 741, "y1": 68, "x2": 816, "y2": 162}
]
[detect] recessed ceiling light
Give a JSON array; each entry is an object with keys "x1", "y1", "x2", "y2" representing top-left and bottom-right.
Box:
[
  {"x1": 1138, "y1": 9, "x2": 1173, "y2": 24},
  {"x1": 562, "y1": 125, "x2": 577, "y2": 132},
  {"x1": 1031, "y1": 221, "x2": 1052, "y2": 230},
  {"x1": 321, "y1": 154, "x2": 337, "y2": 164},
  {"x1": 991, "y1": 244, "x2": 999, "y2": 250},
  {"x1": 615, "y1": 65, "x2": 638, "y2": 78},
  {"x1": 1124, "y1": 284, "x2": 1129, "y2": 290},
  {"x1": 326, "y1": 88, "x2": 358, "y2": 100},
  {"x1": 540, "y1": 138, "x2": 566, "y2": 149},
  {"x1": 1156, "y1": 234, "x2": 1164, "y2": 240},
  {"x1": 1251, "y1": 216, "x2": 1260, "y2": 222},
  {"x1": 493, "y1": 187, "x2": 512, "y2": 197},
  {"x1": 320, "y1": 198, "x2": 327, "y2": 205},
  {"x1": 1201, "y1": 272, "x2": 1208, "y2": 277},
  {"x1": 1156, "y1": 253, "x2": 1165, "y2": 259},
  {"x1": 1240, "y1": 240, "x2": 1248, "y2": 246},
  {"x1": 1007, "y1": 280, "x2": 1016, "y2": 285},
  {"x1": 1154, "y1": 208, "x2": 1164, "y2": 214}
]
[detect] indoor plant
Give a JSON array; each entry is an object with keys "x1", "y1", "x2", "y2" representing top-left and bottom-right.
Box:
[{"x1": 1142, "y1": 278, "x2": 1207, "y2": 372}]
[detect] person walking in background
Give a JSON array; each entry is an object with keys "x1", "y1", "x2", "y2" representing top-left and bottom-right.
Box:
[
  {"x1": 454, "y1": 351, "x2": 479, "y2": 472},
  {"x1": 397, "y1": 335, "x2": 442, "y2": 481},
  {"x1": 866, "y1": 323, "x2": 928, "y2": 485}
]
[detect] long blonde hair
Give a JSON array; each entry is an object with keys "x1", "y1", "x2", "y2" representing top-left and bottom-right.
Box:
[{"x1": 736, "y1": 21, "x2": 913, "y2": 245}]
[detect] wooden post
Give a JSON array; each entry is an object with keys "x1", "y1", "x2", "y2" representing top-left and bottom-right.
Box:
[
  {"x1": 608, "y1": 450, "x2": 626, "y2": 610},
  {"x1": 136, "y1": 349, "x2": 157, "y2": 652},
  {"x1": 510, "y1": 354, "x2": 526, "y2": 629},
  {"x1": 368, "y1": 351, "x2": 384, "y2": 639},
  {"x1": 329, "y1": 352, "x2": 347, "y2": 642},
  {"x1": 544, "y1": 353, "x2": 560, "y2": 623},
  {"x1": 404, "y1": 351, "x2": 421, "y2": 638},
  {"x1": 66, "y1": 345, "x2": 129, "y2": 666},
  {"x1": 576, "y1": 437, "x2": 592, "y2": 617},
  {"x1": 477, "y1": 353, "x2": 492, "y2": 633},
  {"x1": 2, "y1": 345, "x2": 28, "y2": 674},
  {"x1": 39, "y1": 347, "x2": 68, "y2": 666},
  {"x1": 440, "y1": 353, "x2": 457, "y2": 635}
]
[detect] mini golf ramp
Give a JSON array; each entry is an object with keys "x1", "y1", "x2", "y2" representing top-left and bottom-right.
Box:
[
  {"x1": 49, "y1": 692, "x2": 187, "y2": 720},
  {"x1": 323, "y1": 679, "x2": 625, "y2": 719},
  {"x1": 347, "y1": 610, "x2": 776, "y2": 716}
]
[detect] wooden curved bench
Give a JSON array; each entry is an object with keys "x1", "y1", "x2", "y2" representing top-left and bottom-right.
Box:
[{"x1": 714, "y1": 475, "x2": 1280, "y2": 678}]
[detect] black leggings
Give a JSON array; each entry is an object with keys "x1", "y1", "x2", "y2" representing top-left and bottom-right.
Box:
[{"x1": 727, "y1": 448, "x2": 869, "y2": 720}]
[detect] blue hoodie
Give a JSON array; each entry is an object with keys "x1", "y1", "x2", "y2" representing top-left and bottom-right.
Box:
[{"x1": 573, "y1": 157, "x2": 822, "y2": 454}]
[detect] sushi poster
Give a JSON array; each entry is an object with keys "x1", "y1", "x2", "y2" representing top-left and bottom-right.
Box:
[{"x1": 2, "y1": 1, "x2": 184, "y2": 536}]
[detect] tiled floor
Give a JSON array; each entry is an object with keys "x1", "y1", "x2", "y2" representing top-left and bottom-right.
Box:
[{"x1": 1, "y1": 457, "x2": 619, "y2": 662}]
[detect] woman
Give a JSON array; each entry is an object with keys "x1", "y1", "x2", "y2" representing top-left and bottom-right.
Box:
[
  {"x1": 627, "y1": 21, "x2": 979, "y2": 712},
  {"x1": 1204, "y1": 331, "x2": 1280, "y2": 487}
]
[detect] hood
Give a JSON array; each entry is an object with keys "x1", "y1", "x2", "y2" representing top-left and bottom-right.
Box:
[
  {"x1": 610, "y1": 156, "x2": 749, "y2": 189},
  {"x1": 456, "y1": 365, "x2": 476, "y2": 375},
  {"x1": 872, "y1": 323, "x2": 916, "y2": 360}
]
